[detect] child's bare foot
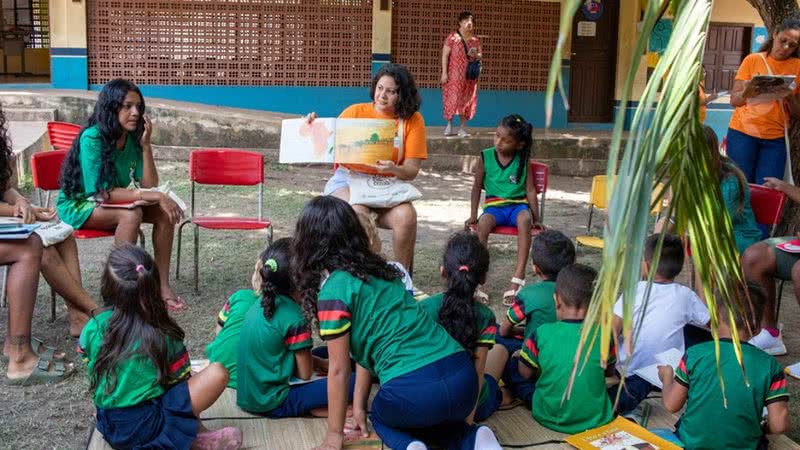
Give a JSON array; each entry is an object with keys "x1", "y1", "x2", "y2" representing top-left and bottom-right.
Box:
[{"x1": 192, "y1": 426, "x2": 242, "y2": 450}]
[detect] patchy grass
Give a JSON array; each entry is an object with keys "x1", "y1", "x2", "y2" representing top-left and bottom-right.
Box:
[{"x1": 2, "y1": 163, "x2": 800, "y2": 448}]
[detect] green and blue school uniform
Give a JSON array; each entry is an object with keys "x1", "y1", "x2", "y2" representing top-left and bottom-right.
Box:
[
  {"x1": 318, "y1": 270, "x2": 484, "y2": 449},
  {"x1": 78, "y1": 309, "x2": 196, "y2": 449},
  {"x1": 674, "y1": 339, "x2": 788, "y2": 450},
  {"x1": 419, "y1": 293, "x2": 499, "y2": 421},
  {"x1": 205, "y1": 289, "x2": 261, "y2": 389},
  {"x1": 236, "y1": 295, "x2": 319, "y2": 416},
  {"x1": 481, "y1": 147, "x2": 529, "y2": 228},
  {"x1": 497, "y1": 280, "x2": 557, "y2": 405},
  {"x1": 520, "y1": 319, "x2": 614, "y2": 434},
  {"x1": 56, "y1": 125, "x2": 143, "y2": 229}
]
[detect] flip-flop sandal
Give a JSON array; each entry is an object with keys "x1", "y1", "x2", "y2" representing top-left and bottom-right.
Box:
[
  {"x1": 6, "y1": 355, "x2": 74, "y2": 386},
  {"x1": 1, "y1": 336, "x2": 65, "y2": 363},
  {"x1": 474, "y1": 287, "x2": 490, "y2": 305},
  {"x1": 165, "y1": 297, "x2": 188, "y2": 312},
  {"x1": 502, "y1": 277, "x2": 526, "y2": 307}
]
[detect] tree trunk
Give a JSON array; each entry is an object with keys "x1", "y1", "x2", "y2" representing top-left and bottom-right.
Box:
[{"x1": 746, "y1": 0, "x2": 800, "y2": 234}]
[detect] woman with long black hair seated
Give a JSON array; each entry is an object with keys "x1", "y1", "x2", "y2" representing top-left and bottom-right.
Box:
[{"x1": 56, "y1": 79, "x2": 186, "y2": 311}]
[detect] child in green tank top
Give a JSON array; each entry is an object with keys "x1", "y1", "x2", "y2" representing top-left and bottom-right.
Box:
[{"x1": 466, "y1": 114, "x2": 541, "y2": 306}]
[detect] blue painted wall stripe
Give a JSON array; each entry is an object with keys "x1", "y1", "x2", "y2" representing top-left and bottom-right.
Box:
[
  {"x1": 51, "y1": 56, "x2": 88, "y2": 89},
  {"x1": 50, "y1": 47, "x2": 87, "y2": 56},
  {"x1": 87, "y1": 83, "x2": 570, "y2": 128},
  {"x1": 371, "y1": 53, "x2": 391, "y2": 61}
]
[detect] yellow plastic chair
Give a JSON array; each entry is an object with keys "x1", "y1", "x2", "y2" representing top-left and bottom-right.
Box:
[{"x1": 575, "y1": 176, "x2": 666, "y2": 249}]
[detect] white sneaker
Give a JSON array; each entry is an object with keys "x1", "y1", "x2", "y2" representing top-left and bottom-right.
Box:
[
  {"x1": 407, "y1": 442, "x2": 427, "y2": 450},
  {"x1": 749, "y1": 329, "x2": 788, "y2": 356},
  {"x1": 457, "y1": 128, "x2": 470, "y2": 138},
  {"x1": 474, "y1": 426, "x2": 502, "y2": 450},
  {"x1": 443, "y1": 124, "x2": 454, "y2": 136}
]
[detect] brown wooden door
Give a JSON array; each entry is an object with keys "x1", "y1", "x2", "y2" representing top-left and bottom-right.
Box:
[
  {"x1": 568, "y1": 0, "x2": 619, "y2": 123},
  {"x1": 703, "y1": 23, "x2": 751, "y2": 92}
]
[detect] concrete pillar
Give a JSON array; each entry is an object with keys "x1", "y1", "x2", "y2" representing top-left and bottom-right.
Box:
[
  {"x1": 371, "y1": 0, "x2": 392, "y2": 74},
  {"x1": 50, "y1": 0, "x2": 88, "y2": 89}
]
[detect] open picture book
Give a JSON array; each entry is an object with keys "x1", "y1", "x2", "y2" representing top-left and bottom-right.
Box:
[
  {"x1": 279, "y1": 118, "x2": 396, "y2": 165},
  {"x1": 566, "y1": 417, "x2": 681, "y2": 450},
  {"x1": 98, "y1": 182, "x2": 187, "y2": 212},
  {"x1": 632, "y1": 348, "x2": 682, "y2": 389}
]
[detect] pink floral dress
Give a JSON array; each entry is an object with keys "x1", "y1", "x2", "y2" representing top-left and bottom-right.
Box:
[{"x1": 443, "y1": 32, "x2": 480, "y2": 121}]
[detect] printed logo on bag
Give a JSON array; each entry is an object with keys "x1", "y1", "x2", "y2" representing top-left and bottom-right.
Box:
[{"x1": 367, "y1": 176, "x2": 394, "y2": 190}]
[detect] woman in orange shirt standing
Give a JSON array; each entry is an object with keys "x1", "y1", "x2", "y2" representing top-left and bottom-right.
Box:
[{"x1": 727, "y1": 19, "x2": 800, "y2": 184}]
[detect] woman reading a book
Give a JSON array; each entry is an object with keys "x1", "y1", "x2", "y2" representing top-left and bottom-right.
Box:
[
  {"x1": 305, "y1": 64, "x2": 427, "y2": 271},
  {"x1": 728, "y1": 18, "x2": 800, "y2": 185},
  {"x1": 57, "y1": 79, "x2": 186, "y2": 312}
]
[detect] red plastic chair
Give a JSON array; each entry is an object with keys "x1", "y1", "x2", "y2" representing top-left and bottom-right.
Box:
[
  {"x1": 46, "y1": 121, "x2": 81, "y2": 151},
  {"x1": 29, "y1": 149, "x2": 144, "y2": 319},
  {"x1": 176, "y1": 149, "x2": 273, "y2": 293},
  {"x1": 469, "y1": 160, "x2": 548, "y2": 236},
  {"x1": 749, "y1": 184, "x2": 786, "y2": 238},
  {"x1": 747, "y1": 184, "x2": 792, "y2": 320}
]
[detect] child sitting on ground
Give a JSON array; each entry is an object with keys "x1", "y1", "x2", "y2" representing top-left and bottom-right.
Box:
[
  {"x1": 236, "y1": 236, "x2": 352, "y2": 417},
  {"x1": 465, "y1": 114, "x2": 540, "y2": 305},
  {"x1": 206, "y1": 239, "x2": 292, "y2": 389},
  {"x1": 495, "y1": 229, "x2": 575, "y2": 406},
  {"x1": 518, "y1": 263, "x2": 615, "y2": 434},
  {"x1": 609, "y1": 233, "x2": 710, "y2": 414},
  {"x1": 418, "y1": 231, "x2": 500, "y2": 422},
  {"x1": 659, "y1": 282, "x2": 790, "y2": 449},
  {"x1": 79, "y1": 244, "x2": 241, "y2": 449}
]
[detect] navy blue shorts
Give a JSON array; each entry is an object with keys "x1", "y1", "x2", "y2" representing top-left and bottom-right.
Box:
[
  {"x1": 267, "y1": 375, "x2": 355, "y2": 418},
  {"x1": 482, "y1": 203, "x2": 530, "y2": 228},
  {"x1": 96, "y1": 379, "x2": 198, "y2": 450},
  {"x1": 474, "y1": 374, "x2": 502, "y2": 422}
]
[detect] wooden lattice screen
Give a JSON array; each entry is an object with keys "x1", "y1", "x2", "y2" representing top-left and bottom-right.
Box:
[
  {"x1": 87, "y1": 0, "x2": 373, "y2": 87},
  {"x1": 392, "y1": 0, "x2": 560, "y2": 91}
]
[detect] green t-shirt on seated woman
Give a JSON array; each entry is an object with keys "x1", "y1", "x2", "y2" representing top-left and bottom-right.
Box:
[{"x1": 56, "y1": 125, "x2": 143, "y2": 229}]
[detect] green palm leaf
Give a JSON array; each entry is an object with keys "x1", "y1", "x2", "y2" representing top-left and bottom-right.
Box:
[{"x1": 547, "y1": 0, "x2": 752, "y2": 403}]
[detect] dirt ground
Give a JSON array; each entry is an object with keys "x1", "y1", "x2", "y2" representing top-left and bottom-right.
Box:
[{"x1": 2, "y1": 162, "x2": 800, "y2": 449}]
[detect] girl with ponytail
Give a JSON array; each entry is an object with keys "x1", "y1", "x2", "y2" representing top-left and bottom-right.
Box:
[
  {"x1": 206, "y1": 238, "x2": 294, "y2": 390},
  {"x1": 465, "y1": 113, "x2": 539, "y2": 306},
  {"x1": 79, "y1": 244, "x2": 241, "y2": 450},
  {"x1": 419, "y1": 231, "x2": 502, "y2": 423},
  {"x1": 236, "y1": 238, "x2": 351, "y2": 417}
]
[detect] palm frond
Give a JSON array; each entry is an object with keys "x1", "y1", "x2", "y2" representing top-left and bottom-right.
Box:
[{"x1": 546, "y1": 0, "x2": 751, "y2": 401}]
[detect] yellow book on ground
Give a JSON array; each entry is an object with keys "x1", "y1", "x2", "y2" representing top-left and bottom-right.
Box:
[{"x1": 565, "y1": 417, "x2": 681, "y2": 450}]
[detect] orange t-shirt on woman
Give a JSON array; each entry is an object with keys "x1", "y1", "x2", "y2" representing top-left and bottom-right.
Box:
[{"x1": 729, "y1": 52, "x2": 800, "y2": 139}]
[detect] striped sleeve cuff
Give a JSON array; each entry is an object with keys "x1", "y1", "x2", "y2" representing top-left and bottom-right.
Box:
[
  {"x1": 285, "y1": 324, "x2": 313, "y2": 351},
  {"x1": 477, "y1": 323, "x2": 497, "y2": 348},
  {"x1": 506, "y1": 298, "x2": 526, "y2": 325},
  {"x1": 674, "y1": 356, "x2": 689, "y2": 387},
  {"x1": 318, "y1": 299, "x2": 352, "y2": 340},
  {"x1": 217, "y1": 301, "x2": 232, "y2": 327}
]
